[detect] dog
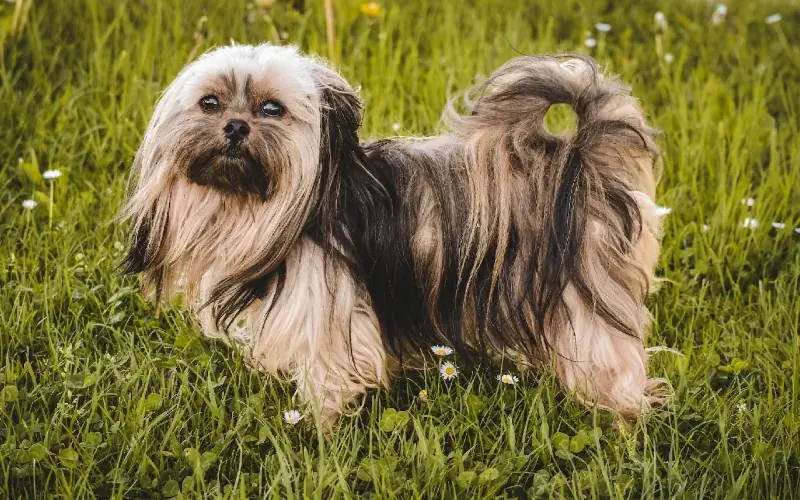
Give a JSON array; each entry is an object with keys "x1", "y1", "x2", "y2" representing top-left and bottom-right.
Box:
[{"x1": 121, "y1": 43, "x2": 665, "y2": 425}]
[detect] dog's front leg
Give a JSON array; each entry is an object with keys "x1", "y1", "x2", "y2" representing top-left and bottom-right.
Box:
[{"x1": 241, "y1": 240, "x2": 389, "y2": 426}]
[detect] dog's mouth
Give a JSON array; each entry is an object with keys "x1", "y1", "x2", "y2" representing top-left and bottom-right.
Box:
[{"x1": 187, "y1": 148, "x2": 270, "y2": 199}]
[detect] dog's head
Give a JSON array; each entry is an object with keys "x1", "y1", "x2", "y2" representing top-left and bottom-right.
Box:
[{"x1": 121, "y1": 44, "x2": 368, "y2": 323}]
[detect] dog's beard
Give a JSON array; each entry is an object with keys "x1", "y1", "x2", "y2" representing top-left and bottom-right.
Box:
[{"x1": 186, "y1": 146, "x2": 270, "y2": 199}]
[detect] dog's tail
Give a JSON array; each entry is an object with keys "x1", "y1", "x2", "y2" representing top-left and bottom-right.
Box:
[{"x1": 450, "y1": 55, "x2": 665, "y2": 415}]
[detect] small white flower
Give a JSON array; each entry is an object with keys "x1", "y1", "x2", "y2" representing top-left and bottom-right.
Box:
[
  {"x1": 440, "y1": 361, "x2": 458, "y2": 380},
  {"x1": 741, "y1": 197, "x2": 755, "y2": 207},
  {"x1": 702, "y1": 224, "x2": 710, "y2": 232},
  {"x1": 765, "y1": 14, "x2": 782, "y2": 25},
  {"x1": 283, "y1": 409, "x2": 304, "y2": 425},
  {"x1": 654, "y1": 205, "x2": 672, "y2": 217},
  {"x1": 654, "y1": 12, "x2": 668, "y2": 31},
  {"x1": 711, "y1": 4, "x2": 727, "y2": 25},
  {"x1": 795, "y1": 227, "x2": 800, "y2": 234},
  {"x1": 772, "y1": 222, "x2": 786, "y2": 230},
  {"x1": 584, "y1": 37, "x2": 597, "y2": 48},
  {"x1": 431, "y1": 345, "x2": 453, "y2": 357},
  {"x1": 392, "y1": 123, "x2": 401, "y2": 132},
  {"x1": 497, "y1": 374, "x2": 519, "y2": 385},
  {"x1": 743, "y1": 218, "x2": 759, "y2": 229},
  {"x1": 42, "y1": 169, "x2": 62, "y2": 180},
  {"x1": 736, "y1": 401, "x2": 747, "y2": 414},
  {"x1": 664, "y1": 53, "x2": 674, "y2": 64},
  {"x1": 22, "y1": 199, "x2": 37, "y2": 210},
  {"x1": 595, "y1": 23, "x2": 611, "y2": 32}
]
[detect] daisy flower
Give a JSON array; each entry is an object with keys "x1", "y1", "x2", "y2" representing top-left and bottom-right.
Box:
[
  {"x1": 595, "y1": 23, "x2": 611, "y2": 33},
  {"x1": 440, "y1": 361, "x2": 458, "y2": 381},
  {"x1": 654, "y1": 12, "x2": 668, "y2": 32},
  {"x1": 431, "y1": 345, "x2": 453, "y2": 357},
  {"x1": 283, "y1": 409, "x2": 304, "y2": 425},
  {"x1": 765, "y1": 14, "x2": 782, "y2": 25},
  {"x1": 711, "y1": 4, "x2": 727, "y2": 26},
  {"x1": 584, "y1": 37, "x2": 597, "y2": 48},
  {"x1": 497, "y1": 374, "x2": 519, "y2": 385},
  {"x1": 772, "y1": 222, "x2": 786, "y2": 230},
  {"x1": 742, "y1": 218, "x2": 758, "y2": 229},
  {"x1": 42, "y1": 169, "x2": 62, "y2": 180},
  {"x1": 22, "y1": 199, "x2": 37, "y2": 210}
]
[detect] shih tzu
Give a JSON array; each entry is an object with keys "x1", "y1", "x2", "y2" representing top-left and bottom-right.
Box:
[{"x1": 121, "y1": 43, "x2": 665, "y2": 424}]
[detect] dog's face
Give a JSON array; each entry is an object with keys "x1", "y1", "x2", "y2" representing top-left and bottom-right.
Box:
[
  {"x1": 154, "y1": 45, "x2": 326, "y2": 199},
  {"x1": 122, "y1": 44, "x2": 368, "y2": 320}
]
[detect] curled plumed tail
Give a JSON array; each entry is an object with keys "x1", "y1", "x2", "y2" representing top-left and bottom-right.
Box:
[{"x1": 451, "y1": 55, "x2": 664, "y2": 414}]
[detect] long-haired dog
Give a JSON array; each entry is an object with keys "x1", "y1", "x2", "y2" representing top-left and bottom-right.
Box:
[{"x1": 121, "y1": 44, "x2": 665, "y2": 425}]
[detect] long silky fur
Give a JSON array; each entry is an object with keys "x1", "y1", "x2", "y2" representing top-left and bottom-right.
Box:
[
  {"x1": 352, "y1": 54, "x2": 665, "y2": 413},
  {"x1": 359, "y1": 55, "x2": 660, "y2": 360},
  {"x1": 122, "y1": 46, "x2": 664, "y2": 421}
]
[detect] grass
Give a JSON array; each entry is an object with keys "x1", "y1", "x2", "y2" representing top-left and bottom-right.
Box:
[{"x1": 1, "y1": 0, "x2": 799, "y2": 497}]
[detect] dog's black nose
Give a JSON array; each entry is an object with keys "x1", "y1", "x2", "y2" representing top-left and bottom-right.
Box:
[{"x1": 223, "y1": 119, "x2": 250, "y2": 143}]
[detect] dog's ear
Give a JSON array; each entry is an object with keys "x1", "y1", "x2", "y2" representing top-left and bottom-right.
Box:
[{"x1": 312, "y1": 65, "x2": 366, "y2": 176}]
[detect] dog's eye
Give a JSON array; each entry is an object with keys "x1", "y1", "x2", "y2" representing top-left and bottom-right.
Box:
[
  {"x1": 259, "y1": 100, "x2": 284, "y2": 117},
  {"x1": 200, "y1": 95, "x2": 220, "y2": 113}
]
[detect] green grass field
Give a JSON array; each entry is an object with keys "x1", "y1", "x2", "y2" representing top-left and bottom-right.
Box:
[{"x1": 2, "y1": 0, "x2": 799, "y2": 497}]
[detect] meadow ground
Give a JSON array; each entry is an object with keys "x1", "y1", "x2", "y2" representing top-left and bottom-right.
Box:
[{"x1": 1, "y1": 0, "x2": 799, "y2": 497}]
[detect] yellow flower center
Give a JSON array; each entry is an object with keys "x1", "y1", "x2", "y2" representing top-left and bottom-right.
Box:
[{"x1": 360, "y1": 2, "x2": 380, "y2": 17}]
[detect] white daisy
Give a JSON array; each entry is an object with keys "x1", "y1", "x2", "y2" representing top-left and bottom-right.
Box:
[
  {"x1": 654, "y1": 205, "x2": 672, "y2": 217},
  {"x1": 664, "y1": 53, "x2": 674, "y2": 64},
  {"x1": 431, "y1": 345, "x2": 453, "y2": 357},
  {"x1": 741, "y1": 198, "x2": 755, "y2": 207},
  {"x1": 392, "y1": 123, "x2": 401, "y2": 132},
  {"x1": 42, "y1": 169, "x2": 62, "y2": 180},
  {"x1": 584, "y1": 37, "x2": 597, "y2": 48},
  {"x1": 772, "y1": 222, "x2": 786, "y2": 230},
  {"x1": 440, "y1": 361, "x2": 458, "y2": 380},
  {"x1": 595, "y1": 23, "x2": 611, "y2": 32},
  {"x1": 743, "y1": 218, "x2": 759, "y2": 229},
  {"x1": 22, "y1": 199, "x2": 37, "y2": 210},
  {"x1": 711, "y1": 4, "x2": 727, "y2": 25},
  {"x1": 654, "y1": 12, "x2": 668, "y2": 32},
  {"x1": 765, "y1": 14, "x2": 782, "y2": 25},
  {"x1": 497, "y1": 374, "x2": 519, "y2": 385},
  {"x1": 283, "y1": 409, "x2": 304, "y2": 425}
]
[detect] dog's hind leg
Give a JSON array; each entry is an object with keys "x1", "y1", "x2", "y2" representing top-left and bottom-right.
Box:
[{"x1": 552, "y1": 192, "x2": 667, "y2": 417}]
